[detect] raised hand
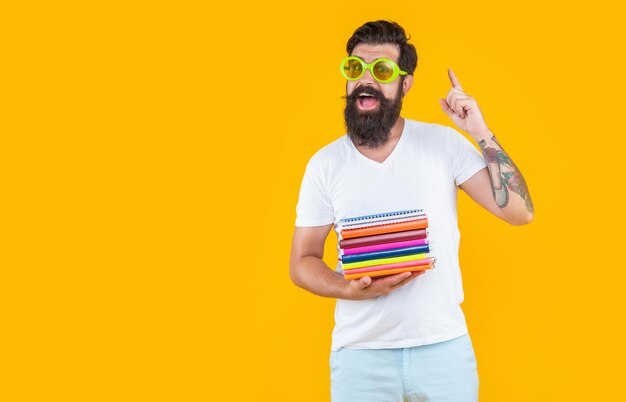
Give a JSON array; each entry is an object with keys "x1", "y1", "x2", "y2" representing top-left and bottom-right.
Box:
[{"x1": 439, "y1": 68, "x2": 490, "y2": 140}]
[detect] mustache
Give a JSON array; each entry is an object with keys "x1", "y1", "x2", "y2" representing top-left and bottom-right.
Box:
[{"x1": 342, "y1": 86, "x2": 384, "y2": 102}]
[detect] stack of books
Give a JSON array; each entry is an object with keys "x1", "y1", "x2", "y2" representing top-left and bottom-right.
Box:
[{"x1": 338, "y1": 210, "x2": 435, "y2": 281}]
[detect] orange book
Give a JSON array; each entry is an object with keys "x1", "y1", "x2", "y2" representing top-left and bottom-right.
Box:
[
  {"x1": 341, "y1": 218, "x2": 428, "y2": 239},
  {"x1": 344, "y1": 264, "x2": 433, "y2": 280}
]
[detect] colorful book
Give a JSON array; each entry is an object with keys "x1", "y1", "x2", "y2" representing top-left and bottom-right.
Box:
[
  {"x1": 344, "y1": 264, "x2": 433, "y2": 281},
  {"x1": 339, "y1": 229, "x2": 428, "y2": 249},
  {"x1": 342, "y1": 238, "x2": 429, "y2": 256},
  {"x1": 341, "y1": 218, "x2": 429, "y2": 239},
  {"x1": 342, "y1": 253, "x2": 429, "y2": 270},
  {"x1": 341, "y1": 245, "x2": 430, "y2": 264},
  {"x1": 343, "y1": 257, "x2": 434, "y2": 274}
]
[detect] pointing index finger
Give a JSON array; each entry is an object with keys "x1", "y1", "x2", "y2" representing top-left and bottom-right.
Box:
[{"x1": 448, "y1": 68, "x2": 463, "y2": 91}]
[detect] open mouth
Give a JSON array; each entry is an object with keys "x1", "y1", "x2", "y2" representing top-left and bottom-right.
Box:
[{"x1": 357, "y1": 93, "x2": 380, "y2": 111}]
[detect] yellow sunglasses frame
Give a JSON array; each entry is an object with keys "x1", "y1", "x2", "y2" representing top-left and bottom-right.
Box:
[{"x1": 340, "y1": 56, "x2": 408, "y2": 84}]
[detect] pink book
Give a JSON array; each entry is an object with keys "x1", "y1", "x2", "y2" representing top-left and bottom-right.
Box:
[{"x1": 343, "y1": 238, "x2": 429, "y2": 255}]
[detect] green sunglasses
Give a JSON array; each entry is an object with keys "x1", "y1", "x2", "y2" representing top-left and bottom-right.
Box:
[{"x1": 340, "y1": 56, "x2": 408, "y2": 84}]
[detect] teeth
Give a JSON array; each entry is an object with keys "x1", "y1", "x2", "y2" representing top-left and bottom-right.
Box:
[{"x1": 359, "y1": 94, "x2": 374, "y2": 97}]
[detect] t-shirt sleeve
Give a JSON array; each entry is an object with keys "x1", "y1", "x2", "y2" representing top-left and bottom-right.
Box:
[
  {"x1": 295, "y1": 158, "x2": 335, "y2": 227},
  {"x1": 448, "y1": 126, "x2": 488, "y2": 186}
]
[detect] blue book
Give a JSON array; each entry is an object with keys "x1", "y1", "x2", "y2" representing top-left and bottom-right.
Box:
[{"x1": 341, "y1": 245, "x2": 430, "y2": 263}]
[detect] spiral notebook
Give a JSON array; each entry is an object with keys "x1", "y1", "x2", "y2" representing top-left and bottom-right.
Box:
[
  {"x1": 340, "y1": 212, "x2": 427, "y2": 230},
  {"x1": 339, "y1": 209, "x2": 424, "y2": 224},
  {"x1": 338, "y1": 209, "x2": 424, "y2": 228}
]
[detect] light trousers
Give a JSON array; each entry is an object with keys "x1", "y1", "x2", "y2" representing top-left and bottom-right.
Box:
[{"x1": 330, "y1": 334, "x2": 479, "y2": 402}]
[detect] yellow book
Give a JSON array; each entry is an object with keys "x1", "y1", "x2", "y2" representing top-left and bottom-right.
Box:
[{"x1": 342, "y1": 253, "x2": 428, "y2": 270}]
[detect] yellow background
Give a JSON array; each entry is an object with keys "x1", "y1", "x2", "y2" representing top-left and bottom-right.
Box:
[{"x1": 1, "y1": 0, "x2": 624, "y2": 400}]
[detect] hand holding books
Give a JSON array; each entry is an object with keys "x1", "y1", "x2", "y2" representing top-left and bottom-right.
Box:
[{"x1": 343, "y1": 270, "x2": 426, "y2": 300}]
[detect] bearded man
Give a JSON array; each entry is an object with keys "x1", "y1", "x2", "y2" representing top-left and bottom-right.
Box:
[{"x1": 290, "y1": 20, "x2": 534, "y2": 402}]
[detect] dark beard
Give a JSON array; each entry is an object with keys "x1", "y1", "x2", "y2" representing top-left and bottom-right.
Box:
[{"x1": 343, "y1": 85, "x2": 403, "y2": 148}]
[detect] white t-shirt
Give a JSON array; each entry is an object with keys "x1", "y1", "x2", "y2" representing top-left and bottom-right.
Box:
[{"x1": 295, "y1": 118, "x2": 487, "y2": 351}]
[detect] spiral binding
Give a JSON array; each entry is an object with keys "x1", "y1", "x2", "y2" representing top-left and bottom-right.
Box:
[
  {"x1": 339, "y1": 209, "x2": 424, "y2": 224},
  {"x1": 341, "y1": 214, "x2": 427, "y2": 230}
]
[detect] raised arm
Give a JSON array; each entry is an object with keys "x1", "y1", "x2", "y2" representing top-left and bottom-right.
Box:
[
  {"x1": 439, "y1": 68, "x2": 534, "y2": 226},
  {"x1": 460, "y1": 134, "x2": 534, "y2": 225}
]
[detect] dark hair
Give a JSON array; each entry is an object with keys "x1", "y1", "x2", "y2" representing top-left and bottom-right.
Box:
[{"x1": 346, "y1": 20, "x2": 417, "y2": 75}]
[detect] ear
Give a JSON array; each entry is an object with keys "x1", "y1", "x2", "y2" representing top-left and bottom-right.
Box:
[{"x1": 402, "y1": 75, "x2": 414, "y2": 96}]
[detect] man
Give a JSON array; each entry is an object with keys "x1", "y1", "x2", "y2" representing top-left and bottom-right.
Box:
[{"x1": 289, "y1": 20, "x2": 533, "y2": 402}]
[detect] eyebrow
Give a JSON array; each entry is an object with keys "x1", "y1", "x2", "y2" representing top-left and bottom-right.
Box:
[
  {"x1": 352, "y1": 55, "x2": 372, "y2": 63},
  {"x1": 352, "y1": 54, "x2": 395, "y2": 64}
]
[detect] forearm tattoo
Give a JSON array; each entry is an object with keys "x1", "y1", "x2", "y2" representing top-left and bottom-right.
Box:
[{"x1": 477, "y1": 136, "x2": 534, "y2": 213}]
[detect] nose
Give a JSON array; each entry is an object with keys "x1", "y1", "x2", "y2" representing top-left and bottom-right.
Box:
[{"x1": 358, "y1": 67, "x2": 375, "y2": 86}]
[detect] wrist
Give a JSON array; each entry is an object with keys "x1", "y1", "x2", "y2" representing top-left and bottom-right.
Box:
[
  {"x1": 334, "y1": 273, "x2": 351, "y2": 299},
  {"x1": 471, "y1": 128, "x2": 493, "y2": 142},
  {"x1": 339, "y1": 279, "x2": 356, "y2": 300}
]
